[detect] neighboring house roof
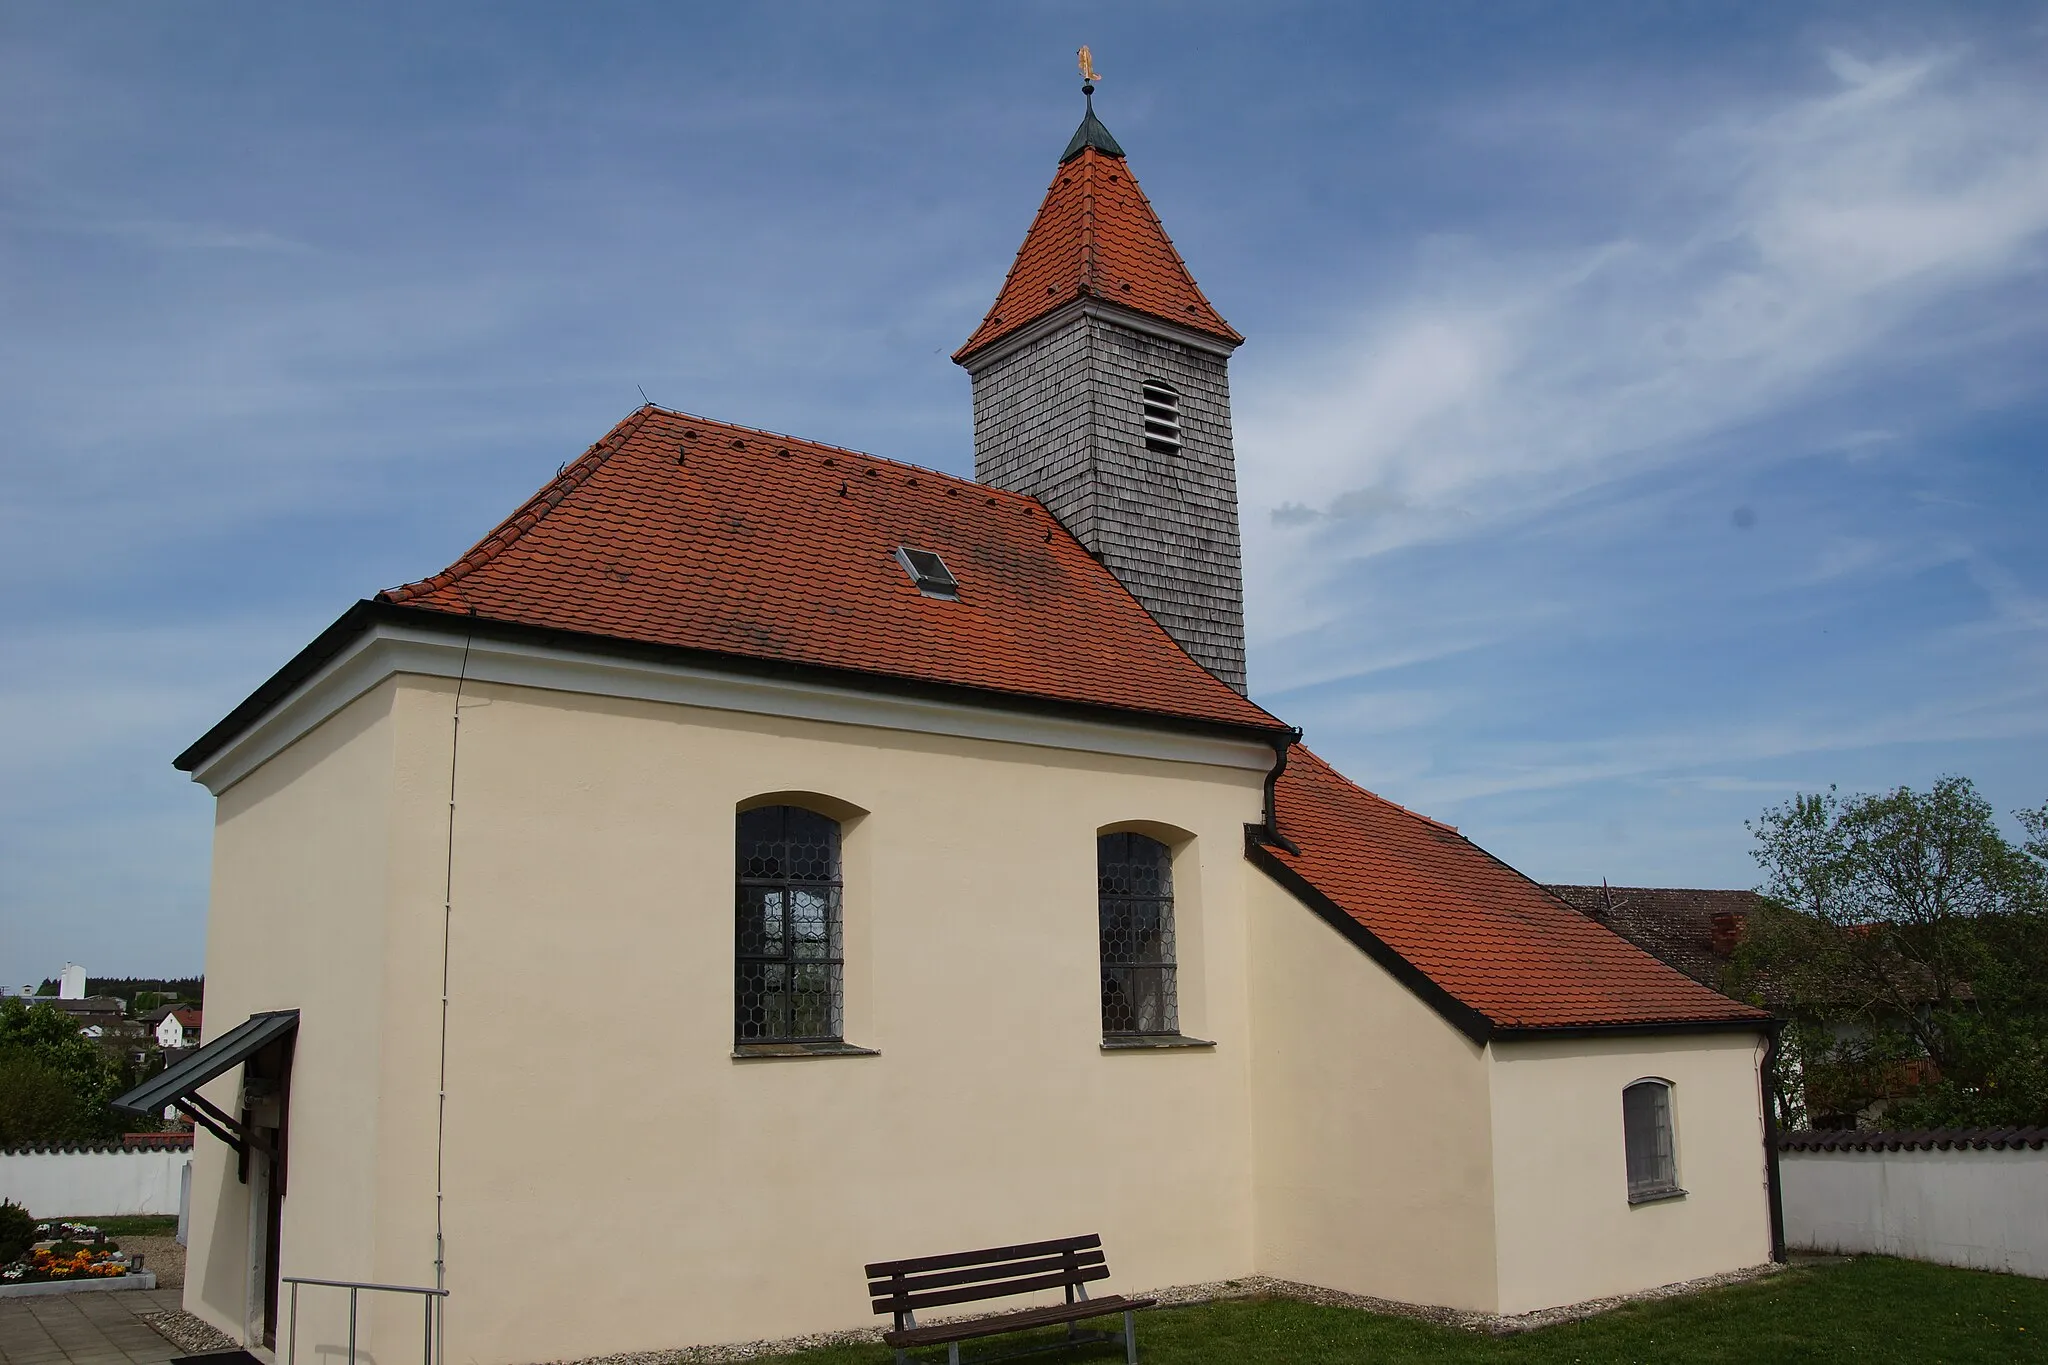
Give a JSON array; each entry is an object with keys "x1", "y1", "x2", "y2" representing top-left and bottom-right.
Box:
[
  {"x1": 43, "y1": 996, "x2": 126, "y2": 1018},
  {"x1": 1251, "y1": 749, "x2": 1770, "y2": 1038},
  {"x1": 953, "y1": 140, "x2": 1241, "y2": 362},
  {"x1": 1546, "y1": 885, "x2": 1768, "y2": 990},
  {"x1": 170, "y1": 1007, "x2": 202, "y2": 1029},
  {"x1": 376, "y1": 407, "x2": 1283, "y2": 736}
]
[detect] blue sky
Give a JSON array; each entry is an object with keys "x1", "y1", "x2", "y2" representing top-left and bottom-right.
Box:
[{"x1": 4, "y1": 3, "x2": 2045, "y2": 985}]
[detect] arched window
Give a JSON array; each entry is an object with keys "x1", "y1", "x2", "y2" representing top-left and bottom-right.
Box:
[
  {"x1": 735, "y1": 805, "x2": 843, "y2": 1043},
  {"x1": 1140, "y1": 379, "x2": 1182, "y2": 456},
  {"x1": 1623, "y1": 1079, "x2": 1681, "y2": 1202},
  {"x1": 1098, "y1": 832, "x2": 1177, "y2": 1036}
]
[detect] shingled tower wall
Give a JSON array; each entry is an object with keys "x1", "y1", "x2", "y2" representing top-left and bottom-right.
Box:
[{"x1": 955, "y1": 97, "x2": 1249, "y2": 694}]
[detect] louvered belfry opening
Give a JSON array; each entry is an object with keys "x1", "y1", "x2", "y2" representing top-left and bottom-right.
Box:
[
  {"x1": 955, "y1": 96, "x2": 1249, "y2": 694},
  {"x1": 1141, "y1": 379, "x2": 1182, "y2": 455}
]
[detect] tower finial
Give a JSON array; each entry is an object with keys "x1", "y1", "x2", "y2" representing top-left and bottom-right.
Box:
[
  {"x1": 1078, "y1": 45, "x2": 1102, "y2": 96},
  {"x1": 1062, "y1": 47, "x2": 1123, "y2": 161}
]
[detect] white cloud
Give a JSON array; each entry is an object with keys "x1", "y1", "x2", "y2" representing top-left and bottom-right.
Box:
[{"x1": 1237, "y1": 45, "x2": 2048, "y2": 654}]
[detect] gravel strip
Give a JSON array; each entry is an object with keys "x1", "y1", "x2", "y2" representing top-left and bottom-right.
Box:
[
  {"x1": 143, "y1": 1308, "x2": 239, "y2": 1354},
  {"x1": 529, "y1": 1260, "x2": 1791, "y2": 1363},
  {"x1": 123, "y1": 1235, "x2": 187, "y2": 1290}
]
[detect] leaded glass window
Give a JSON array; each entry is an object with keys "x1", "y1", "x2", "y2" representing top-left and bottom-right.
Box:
[
  {"x1": 1623, "y1": 1079, "x2": 1680, "y2": 1201},
  {"x1": 1099, "y1": 832, "x2": 1178, "y2": 1036},
  {"x1": 735, "y1": 805, "x2": 843, "y2": 1043}
]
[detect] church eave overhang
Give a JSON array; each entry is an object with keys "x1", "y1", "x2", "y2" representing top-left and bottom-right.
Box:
[
  {"x1": 955, "y1": 294, "x2": 1242, "y2": 372},
  {"x1": 176, "y1": 600, "x2": 1290, "y2": 793}
]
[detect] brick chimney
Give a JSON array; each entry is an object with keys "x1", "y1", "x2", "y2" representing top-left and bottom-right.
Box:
[{"x1": 1710, "y1": 912, "x2": 1746, "y2": 957}]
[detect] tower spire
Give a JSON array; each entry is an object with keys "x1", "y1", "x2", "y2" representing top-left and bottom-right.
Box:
[{"x1": 956, "y1": 75, "x2": 1250, "y2": 692}]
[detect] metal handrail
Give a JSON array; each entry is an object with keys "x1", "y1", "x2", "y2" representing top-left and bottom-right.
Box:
[{"x1": 282, "y1": 1274, "x2": 447, "y2": 1365}]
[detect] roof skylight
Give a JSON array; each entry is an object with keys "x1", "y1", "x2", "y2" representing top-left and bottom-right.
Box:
[{"x1": 895, "y1": 547, "x2": 960, "y2": 599}]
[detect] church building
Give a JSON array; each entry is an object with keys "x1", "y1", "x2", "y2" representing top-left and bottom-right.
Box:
[{"x1": 136, "y1": 87, "x2": 1779, "y2": 1364}]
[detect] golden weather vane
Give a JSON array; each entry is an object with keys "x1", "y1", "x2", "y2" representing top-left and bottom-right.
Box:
[{"x1": 1078, "y1": 46, "x2": 1102, "y2": 86}]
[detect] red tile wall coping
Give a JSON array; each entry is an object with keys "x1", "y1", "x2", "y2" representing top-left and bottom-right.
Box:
[
  {"x1": 381, "y1": 405, "x2": 1284, "y2": 735},
  {"x1": 0, "y1": 1136, "x2": 192, "y2": 1154},
  {"x1": 955, "y1": 146, "x2": 1241, "y2": 362},
  {"x1": 1778, "y1": 1128, "x2": 2048, "y2": 1153},
  {"x1": 1261, "y1": 747, "x2": 1772, "y2": 1032}
]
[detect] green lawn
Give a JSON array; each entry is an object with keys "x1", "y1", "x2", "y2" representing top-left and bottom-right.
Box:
[
  {"x1": 51, "y1": 1214, "x2": 178, "y2": 1238},
  {"x1": 766, "y1": 1258, "x2": 2044, "y2": 1365}
]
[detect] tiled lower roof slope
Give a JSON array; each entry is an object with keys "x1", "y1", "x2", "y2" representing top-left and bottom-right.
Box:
[
  {"x1": 1255, "y1": 748, "x2": 1770, "y2": 1035},
  {"x1": 381, "y1": 406, "x2": 1282, "y2": 735}
]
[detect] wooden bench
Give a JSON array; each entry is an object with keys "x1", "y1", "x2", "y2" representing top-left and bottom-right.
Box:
[{"x1": 865, "y1": 1234, "x2": 1156, "y2": 1365}]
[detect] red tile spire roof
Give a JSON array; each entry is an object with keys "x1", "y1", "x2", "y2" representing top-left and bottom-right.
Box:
[
  {"x1": 953, "y1": 100, "x2": 1241, "y2": 363},
  {"x1": 378, "y1": 406, "x2": 1284, "y2": 734}
]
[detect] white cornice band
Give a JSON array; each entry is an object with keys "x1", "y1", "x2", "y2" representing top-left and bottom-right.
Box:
[{"x1": 189, "y1": 622, "x2": 1278, "y2": 795}]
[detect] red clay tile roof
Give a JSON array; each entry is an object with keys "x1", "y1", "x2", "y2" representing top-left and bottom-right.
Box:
[
  {"x1": 380, "y1": 406, "x2": 1283, "y2": 733},
  {"x1": 954, "y1": 145, "x2": 1241, "y2": 362},
  {"x1": 1256, "y1": 748, "x2": 1770, "y2": 1033}
]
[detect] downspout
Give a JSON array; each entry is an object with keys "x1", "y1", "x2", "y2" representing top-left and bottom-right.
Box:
[
  {"x1": 432, "y1": 628, "x2": 475, "y2": 1359},
  {"x1": 1254, "y1": 729, "x2": 1302, "y2": 853},
  {"x1": 1760, "y1": 1021, "x2": 1787, "y2": 1262}
]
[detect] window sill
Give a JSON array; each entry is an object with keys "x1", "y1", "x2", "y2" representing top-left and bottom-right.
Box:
[
  {"x1": 731, "y1": 1041, "x2": 879, "y2": 1060},
  {"x1": 1101, "y1": 1034, "x2": 1216, "y2": 1051},
  {"x1": 1627, "y1": 1186, "x2": 1687, "y2": 1206}
]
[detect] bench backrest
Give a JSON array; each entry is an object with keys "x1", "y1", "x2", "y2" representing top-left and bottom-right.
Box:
[{"x1": 866, "y1": 1234, "x2": 1110, "y2": 1321}]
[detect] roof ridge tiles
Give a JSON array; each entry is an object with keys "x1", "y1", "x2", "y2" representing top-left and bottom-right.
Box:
[
  {"x1": 1553, "y1": 884, "x2": 1767, "y2": 897},
  {"x1": 1079, "y1": 145, "x2": 1099, "y2": 296},
  {"x1": 647, "y1": 406, "x2": 1040, "y2": 507},
  {"x1": 1291, "y1": 746, "x2": 1462, "y2": 837},
  {"x1": 1104, "y1": 147, "x2": 1234, "y2": 332},
  {"x1": 383, "y1": 405, "x2": 656, "y2": 605}
]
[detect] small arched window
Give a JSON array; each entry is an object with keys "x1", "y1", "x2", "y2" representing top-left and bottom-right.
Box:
[
  {"x1": 1140, "y1": 379, "x2": 1182, "y2": 456},
  {"x1": 1098, "y1": 833, "x2": 1177, "y2": 1036},
  {"x1": 1623, "y1": 1079, "x2": 1682, "y2": 1202},
  {"x1": 735, "y1": 805, "x2": 843, "y2": 1043}
]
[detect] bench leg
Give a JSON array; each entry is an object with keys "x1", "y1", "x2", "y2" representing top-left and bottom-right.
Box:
[
  {"x1": 948, "y1": 1344, "x2": 961, "y2": 1365},
  {"x1": 1123, "y1": 1309, "x2": 1138, "y2": 1364},
  {"x1": 893, "y1": 1353, "x2": 907, "y2": 1365}
]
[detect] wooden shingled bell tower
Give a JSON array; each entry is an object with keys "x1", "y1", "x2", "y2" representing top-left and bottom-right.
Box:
[{"x1": 955, "y1": 59, "x2": 1250, "y2": 694}]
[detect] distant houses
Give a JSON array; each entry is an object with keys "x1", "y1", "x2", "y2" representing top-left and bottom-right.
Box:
[
  {"x1": 11, "y1": 963, "x2": 203, "y2": 1057},
  {"x1": 146, "y1": 1004, "x2": 204, "y2": 1049},
  {"x1": 42, "y1": 995, "x2": 131, "y2": 1040}
]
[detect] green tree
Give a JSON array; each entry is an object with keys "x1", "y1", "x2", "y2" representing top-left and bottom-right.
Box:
[
  {"x1": 1734, "y1": 778, "x2": 2048, "y2": 1129},
  {"x1": 0, "y1": 998, "x2": 140, "y2": 1143}
]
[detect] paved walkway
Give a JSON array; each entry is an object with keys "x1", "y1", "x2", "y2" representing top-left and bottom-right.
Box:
[{"x1": 0, "y1": 1288, "x2": 187, "y2": 1365}]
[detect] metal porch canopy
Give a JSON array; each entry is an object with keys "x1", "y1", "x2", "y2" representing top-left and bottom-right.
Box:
[{"x1": 113, "y1": 1008, "x2": 298, "y2": 1153}]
